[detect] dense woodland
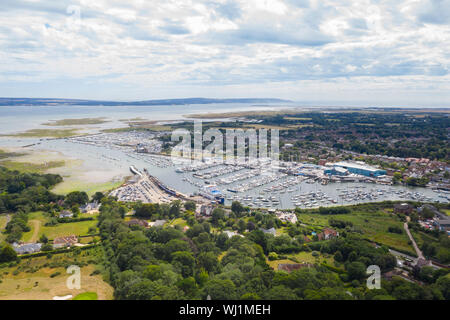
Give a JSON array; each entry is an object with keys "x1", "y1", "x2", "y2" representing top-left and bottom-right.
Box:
[
  {"x1": 97, "y1": 199, "x2": 450, "y2": 300},
  {"x1": 1, "y1": 166, "x2": 450, "y2": 300}
]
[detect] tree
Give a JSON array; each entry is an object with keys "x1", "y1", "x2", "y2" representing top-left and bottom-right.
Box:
[
  {"x1": 237, "y1": 219, "x2": 246, "y2": 233},
  {"x1": 264, "y1": 285, "x2": 298, "y2": 300},
  {"x1": 334, "y1": 251, "x2": 344, "y2": 263},
  {"x1": 393, "y1": 172, "x2": 402, "y2": 183},
  {"x1": 39, "y1": 234, "x2": 49, "y2": 244},
  {"x1": 231, "y1": 201, "x2": 245, "y2": 218},
  {"x1": 0, "y1": 245, "x2": 17, "y2": 263},
  {"x1": 211, "y1": 208, "x2": 225, "y2": 226},
  {"x1": 202, "y1": 279, "x2": 237, "y2": 300},
  {"x1": 0, "y1": 198, "x2": 6, "y2": 213},
  {"x1": 65, "y1": 191, "x2": 88, "y2": 206},
  {"x1": 184, "y1": 201, "x2": 196, "y2": 212},
  {"x1": 197, "y1": 252, "x2": 219, "y2": 273},
  {"x1": 171, "y1": 251, "x2": 195, "y2": 277},
  {"x1": 347, "y1": 262, "x2": 366, "y2": 281},
  {"x1": 177, "y1": 277, "x2": 197, "y2": 296},
  {"x1": 41, "y1": 243, "x2": 53, "y2": 252},
  {"x1": 240, "y1": 293, "x2": 261, "y2": 300},
  {"x1": 169, "y1": 201, "x2": 181, "y2": 218},
  {"x1": 135, "y1": 203, "x2": 159, "y2": 219},
  {"x1": 143, "y1": 265, "x2": 162, "y2": 281},
  {"x1": 92, "y1": 192, "x2": 104, "y2": 202},
  {"x1": 268, "y1": 252, "x2": 279, "y2": 261},
  {"x1": 436, "y1": 274, "x2": 450, "y2": 300},
  {"x1": 248, "y1": 230, "x2": 268, "y2": 254}
]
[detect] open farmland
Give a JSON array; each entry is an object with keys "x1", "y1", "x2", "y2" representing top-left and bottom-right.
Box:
[
  {"x1": 21, "y1": 212, "x2": 97, "y2": 242},
  {"x1": 0, "y1": 249, "x2": 112, "y2": 300}
]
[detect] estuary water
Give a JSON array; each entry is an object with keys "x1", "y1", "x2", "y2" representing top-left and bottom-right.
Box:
[{"x1": 0, "y1": 103, "x2": 447, "y2": 209}]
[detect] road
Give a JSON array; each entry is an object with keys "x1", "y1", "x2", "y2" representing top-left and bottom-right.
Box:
[{"x1": 404, "y1": 222, "x2": 424, "y2": 260}]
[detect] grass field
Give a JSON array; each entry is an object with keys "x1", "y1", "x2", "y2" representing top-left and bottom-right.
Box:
[
  {"x1": 267, "y1": 251, "x2": 334, "y2": 270},
  {"x1": 51, "y1": 178, "x2": 123, "y2": 197},
  {"x1": 21, "y1": 212, "x2": 98, "y2": 242},
  {"x1": 297, "y1": 208, "x2": 415, "y2": 255},
  {"x1": 0, "y1": 149, "x2": 25, "y2": 160},
  {"x1": 102, "y1": 124, "x2": 172, "y2": 133},
  {"x1": 168, "y1": 218, "x2": 188, "y2": 228},
  {"x1": 0, "y1": 160, "x2": 65, "y2": 174},
  {"x1": 73, "y1": 292, "x2": 98, "y2": 300},
  {"x1": 0, "y1": 252, "x2": 113, "y2": 300},
  {"x1": 0, "y1": 214, "x2": 8, "y2": 242},
  {"x1": 2, "y1": 128, "x2": 82, "y2": 138},
  {"x1": 284, "y1": 117, "x2": 313, "y2": 121},
  {"x1": 43, "y1": 118, "x2": 109, "y2": 126},
  {"x1": 0, "y1": 214, "x2": 7, "y2": 230}
]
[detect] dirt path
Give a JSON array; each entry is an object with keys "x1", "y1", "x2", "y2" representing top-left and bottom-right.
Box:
[
  {"x1": 28, "y1": 220, "x2": 42, "y2": 243},
  {"x1": 404, "y1": 222, "x2": 424, "y2": 260}
]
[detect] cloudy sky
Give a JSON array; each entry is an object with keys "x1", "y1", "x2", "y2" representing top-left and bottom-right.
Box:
[{"x1": 0, "y1": 0, "x2": 449, "y2": 106}]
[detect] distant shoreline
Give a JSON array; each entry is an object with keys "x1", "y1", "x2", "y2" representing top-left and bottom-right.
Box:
[{"x1": 0, "y1": 97, "x2": 292, "y2": 107}]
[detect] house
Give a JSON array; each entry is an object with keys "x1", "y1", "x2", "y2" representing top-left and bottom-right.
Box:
[
  {"x1": 317, "y1": 228, "x2": 339, "y2": 241},
  {"x1": 223, "y1": 230, "x2": 243, "y2": 238},
  {"x1": 150, "y1": 220, "x2": 167, "y2": 227},
  {"x1": 276, "y1": 212, "x2": 298, "y2": 224},
  {"x1": 278, "y1": 263, "x2": 313, "y2": 272},
  {"x1": 12, "y1": 243, "x2": 42, "y2": 255},
  {"x1": 126, "y1": 219, "x2": 149, "y2": 228},
  {"x1": 394, "y1": 203, "x2": 414, "y2": 215},
  {"x1": 53, "y1": 235, "x2": 78, "y2": 249},
  {"x1": 80, "y1": 201, "x2": 100, "y2": 214},
  {"x1": 196, "y1": 205, "x2": 214, "y2": 219},
  {"x1": 59, "y1": 210, "x2": 73, "y2": 219},
  {"x1": 261, "y1": 227, "x2": 277, "y2": 237}
]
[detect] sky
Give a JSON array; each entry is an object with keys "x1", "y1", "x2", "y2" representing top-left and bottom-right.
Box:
[{"x1": 0, "y1": 0, "x2": 449, "y2": 106}]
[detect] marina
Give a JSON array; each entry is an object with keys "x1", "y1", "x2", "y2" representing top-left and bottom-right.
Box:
[{"x1": 25, "y1": 134, "x2": 447, "y2": 209}]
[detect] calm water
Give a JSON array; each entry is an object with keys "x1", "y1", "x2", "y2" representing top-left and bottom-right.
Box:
[
  {"x1": 0, "y1": 103, "x2": 295, "y2": 134},
  {"x1": 0, "y1": 103, "x2": 447, "y2": 208}
]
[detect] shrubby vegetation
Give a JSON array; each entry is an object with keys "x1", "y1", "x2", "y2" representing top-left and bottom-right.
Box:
[{"x1": 95, "y1": 199, "x2": 449, "y2": 300}]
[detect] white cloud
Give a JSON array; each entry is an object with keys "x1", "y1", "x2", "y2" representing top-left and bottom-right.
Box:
[{"x1": 0, "y1": 0, "x2": 448, "y2": 105}]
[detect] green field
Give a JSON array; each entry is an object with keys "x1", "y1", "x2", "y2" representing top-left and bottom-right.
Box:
[
  {"x1": 0, "y1": 149, "x2": 25, "y2": 160},
  {"x1": 297, "y1": 208, "x2": 415, "y2": 255},
  {"x1": 0, "y1": 250, "x2": 113, "y2": 300},
  {"x1": 43, "y1": 118, "x2": 109, "y2": 126},
  {"x1": 0, "y1": 214, "x2": 7, "y2": 230},
  {"x1": 73, "y1": 292, "x2": 98, "y2": 300},
  {"x1": 51, "y1": 179, "x2": 123, "y2": 197},
  {"x1": 2, "y1": 128, "x2": 81, "y2": 138},
  {"x1": 21, "y1": 212, "x2": 98, "y2": 242},
  {"x1": 0, "y1": 214, "x2": 8, "y2": 242},
  {"x1": 0, "y1": 160, "x2": 65, "y2": 174},
  {"x1": 168, "y1": 218, "x2": 188, "y2": 228},
  {"x1": 267, "y1": 251, "x2": 334, "y2": 269}
]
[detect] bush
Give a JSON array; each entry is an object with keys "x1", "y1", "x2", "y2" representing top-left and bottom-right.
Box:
[
  {"x1": 268, "y1": 252, "x2": 279, "y2": 261},
  {"x1": 388, "y1": 226, "x2": 403, "y2": 234},
  {"x1": 50, "y1": 271, "x2": 61, "y2": 278}
]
